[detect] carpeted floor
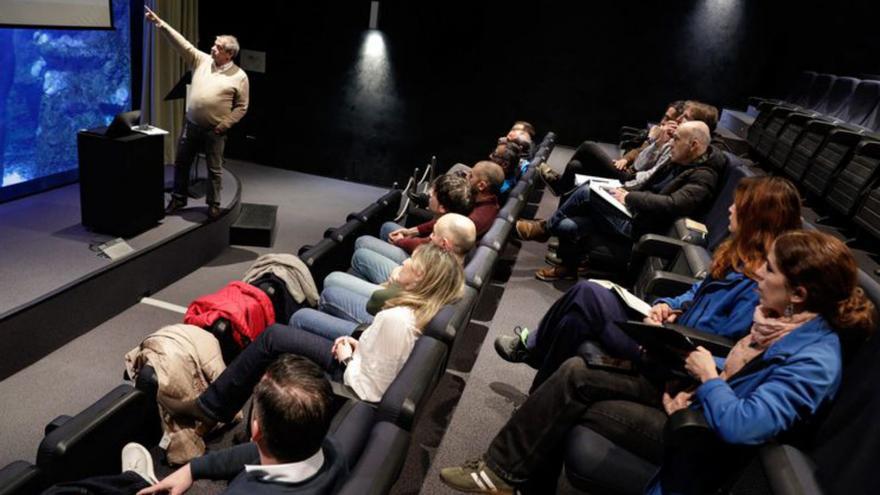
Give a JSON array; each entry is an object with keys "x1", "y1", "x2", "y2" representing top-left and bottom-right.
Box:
[{"x1": 396, "y1": 146, "x2": 585, "y2": 495}]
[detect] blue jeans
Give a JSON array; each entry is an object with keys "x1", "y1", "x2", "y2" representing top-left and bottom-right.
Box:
[
  {"x1": 524, "y1": 281, "x2": 639, "y2": 390},
  {"x1": 289, "y1": 307, "x2": 360, "y2": 340},
  {"x1": 547, "y1": 184, "x2": 633, "y2": 266},
  {"x1": 354, "y1": 232, "x2": 410, "y2": 264},
  {"x1": 350, "y1": 247, "x2": 401, "y2": 284},
  {"x1": 324, "y1": 271, "x2": 381, "y2": 298},
  {"x1": 319, "y1": 285, "x2": 374, "y2": 324},
  {"x1": 198, "y1": 324, "x2": 342, "y2": 422}
]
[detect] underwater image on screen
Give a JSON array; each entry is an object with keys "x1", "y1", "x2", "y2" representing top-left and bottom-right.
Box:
[{"x1": 0, "y1": 0, "x2": 130, "y2": 193}]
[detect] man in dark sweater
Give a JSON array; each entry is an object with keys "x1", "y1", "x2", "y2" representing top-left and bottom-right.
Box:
[
  {"x1": 46, "y1": 356, "x2": 343, "y2": 495},
  {"x1": 517, "y1": 121, "x2": 724, "y2": 280}
]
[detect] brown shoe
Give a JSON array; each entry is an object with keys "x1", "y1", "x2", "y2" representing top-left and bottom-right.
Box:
[
  {"x1": 535, "y1": 265, "x2": 576, "y2": 281},
  {"x1": 516, "y1": 219, "x2": 550, "y2": 242},
  {"x1": 165, "y1": 197, "x2": 187, "y2": 214},
  {"x1": 207, "y1": 205, "x2": 222, "y2": 220},
  {"x1": 537, "y1": 162, "x2": 560, "y2": 183}
]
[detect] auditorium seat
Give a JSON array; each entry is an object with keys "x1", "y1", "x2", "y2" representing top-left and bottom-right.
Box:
[
  {"x1": 35, "y1": 384, "x2": 161, "y2": 485},
  {"x1": 801, "y1": 133, "x2": 861, "y2": 197},
  {"x1": 748, "y1": 70, "x2": 818, "y2": 110},
  {"x1": 813, "y1": 76, "x2": 859, "y2": 118},
  {"x1": 835, "y1": 80, "x2": 880, "y2": 126},
  {"x1": 497, "y1": 193, "x2": 526, "y2": 224},
  {"x1": 852, "y1": 185, "x2": 880, "y2": 242},
  {"x1": 823, "y1": 138, "x2": 880, "y2": 217},
  {"x1": 298, "y1": 237, "x2": 348, "y2": 292},
  {"x1": 423, "y1": 285, "x2": 479, "y2": 346},
  {"x1": 464, "y1": 245, "x2": 499, "y2": 292},
  {"x1": 480, "y1": 217, "x2": 514, "y2": 252},
  {"x1": 375, "y1": 335, "x2": 448, "y2": 430},
  {"x1": 324, "y1": 217, "x2": 367, "y2": 260},
  {"x1": 0, "y1": 461, "x2": 43, "y2": 495}
]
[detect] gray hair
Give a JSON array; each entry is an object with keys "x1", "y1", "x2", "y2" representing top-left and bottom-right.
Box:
[{"x1": 216, "y1": 35, "x2": 240, "y2": 58}]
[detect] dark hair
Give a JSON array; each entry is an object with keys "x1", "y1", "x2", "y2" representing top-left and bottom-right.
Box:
[
  {"x1": 684, "y1": 100, "x2": 719, "y2": 132},
  {"x1": 489, "y1": 142, "x2": 520, "y2": 179},
  {"x1": 432, "y1": 173, "x2": 473, "y2": 215},
  {"x1": 253, "y1": 355, "x2": 334, "y2": 462},
  {"x1": 669, "y1": 100, "x2": 686, "y2": 116},
  {"x1": 711, "y1": 176, "x2": 802, "y2": 280},
  {"x1": 773, "y1": 230, "x2": 876, "y2": 337}
]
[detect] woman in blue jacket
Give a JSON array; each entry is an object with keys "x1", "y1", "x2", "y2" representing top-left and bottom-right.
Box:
[
  {"x1": 496, "y1": 176, "x2": 802, "y2": 389},
  {"x1": 440, "y1": 230, "x2": 875, "y2": 495}
]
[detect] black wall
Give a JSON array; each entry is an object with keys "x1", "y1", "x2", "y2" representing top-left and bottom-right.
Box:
[{"x1": 197, "y1": 1, "x2": 875, "y2": 188}]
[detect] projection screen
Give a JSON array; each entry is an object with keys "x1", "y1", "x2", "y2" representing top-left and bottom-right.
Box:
[{"x1": 0, "y1": 0, "x2": 113, "y2": 29}]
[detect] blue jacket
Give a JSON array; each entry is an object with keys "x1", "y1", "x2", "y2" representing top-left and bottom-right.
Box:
[
  {"x1": 656, "y1": 271, "x2": 758, "y2": 339},
  {"x1": 646, "y1": 316, "x2": 842, "y2": 494}
]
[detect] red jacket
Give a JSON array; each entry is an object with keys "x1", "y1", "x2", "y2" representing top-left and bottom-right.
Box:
[
  {"x1": 184, "y1": 281, "x2": 275, "y2": 348},
  {"x1": 395, "y1": 196, "x2": 500, "y2": 253}
]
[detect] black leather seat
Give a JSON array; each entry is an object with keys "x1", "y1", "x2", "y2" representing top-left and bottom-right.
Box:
[
  {"x1": 298, "y1": 237, "x2": 348, "y2": 292},
  {"x1": 823, "y1": 138, "x2": 880, "y2": 217},
  {"x1": 0, "y1": 461, "x2": 44, "y2": 495},
  {"x1": 479, "y1": 217, "x2": 514, "y2": 252}
]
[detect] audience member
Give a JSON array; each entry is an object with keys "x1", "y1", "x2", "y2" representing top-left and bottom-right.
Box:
[
  {"x1": 350, "y1": 173, "x2": 472, "y2": 284},
  {"x1": 352, "y1": 162, "x2": 501, "y2": 284},
  {"x1": 164, "y1": 244, "x2": 464, "y2": 424},
  {"x1": 517, "y1": 121, "x2": 724, "y2": 280},
  {"x1": 314, "y1": 213, "x2": 475, "y2": 327},
  {"x1": 440, "y1": 230, "x2": 874, "y2": 494},
  {"x1": 45, "y1": 355, "x2": 343, "y2": 495},
  {"x1": 497, "y1": 176, "x2": 803, "y2": 389},
  {"x1": 538, "y1": 101, "x2": 685, "y2": 194}
]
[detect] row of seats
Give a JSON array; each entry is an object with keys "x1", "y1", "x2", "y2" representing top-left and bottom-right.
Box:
[
  {"x1": 747, "y1": 72, "x2": 880, "y2": 244},
  {"x1": 0, "y1": 132, "x2": 557, "y2": 494}
]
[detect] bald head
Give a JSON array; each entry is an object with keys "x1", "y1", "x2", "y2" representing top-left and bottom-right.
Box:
[
  {"x1": 471, "y1": 160, "x2": 505, "y2": 195},
  {"x1": 670, "y1": 121, "x2": 711, "y2": 164},
  {"x1": 432, "y1": 213, "x2": 477, "y2": 257}
]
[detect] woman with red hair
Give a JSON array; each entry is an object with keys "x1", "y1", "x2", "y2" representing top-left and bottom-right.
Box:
[{"x1": 496, "y1": 176, "x2": 803, "y2": 389}]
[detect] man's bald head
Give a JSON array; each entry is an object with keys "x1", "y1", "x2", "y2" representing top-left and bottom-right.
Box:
[
  {"x1": 471, "y1": 160, "x2": 505, "y2": 195},
  {"x1": 670, "y1": 121, "x2": 711, "y2": 164},
  {"x1": 432, "y1": 213, "x2": 477, "y2": 257}
]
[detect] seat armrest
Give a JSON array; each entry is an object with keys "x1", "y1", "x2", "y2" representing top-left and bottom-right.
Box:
[
  {"x1": 336, "y1": 422, "x2": 411, "y2": 495},
  {"x1": 464, "y1": 246, "x2": 498, "y2": 290},
  {"x1": 0, "y1": 461, "x2": 44, "y2": 495},
  {"x1": 376, "y1": 336, "x2": 448, "y2": 430},
  {"x1": 759, "y1": 444, "x2": 824, "y2": 495},
  {"x1": 665, "y1": 408, "x2": 711, "y2": 446},
  {"x1": 633, "y1": 234, "x2": 690, "y2": 258},
  {"x1": 644, "y1": 271, "x2": 699, "y2": 300},
  {"x1": 423, "y1": 286, "x2": 477, "y2": 345},
  {"x1": 672, "y1": 219, "x2": 708, "y2": 247}
]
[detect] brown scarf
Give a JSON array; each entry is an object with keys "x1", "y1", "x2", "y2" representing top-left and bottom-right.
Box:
[{"x1": 721, "y1": 305, "x2": 817, "y2": 379}]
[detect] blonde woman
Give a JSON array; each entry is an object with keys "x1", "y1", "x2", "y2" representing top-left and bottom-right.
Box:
[{"x1": 166, "y1": 243, "x2": 464, "y2": 424}]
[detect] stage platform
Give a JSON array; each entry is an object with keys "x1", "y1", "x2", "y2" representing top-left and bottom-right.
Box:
[{"x1": 0, "y1": 167, "x2": 241, "y2": 380}]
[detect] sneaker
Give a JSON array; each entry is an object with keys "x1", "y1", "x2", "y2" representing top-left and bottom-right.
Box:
[
  {"x1": 494, "y1": 327, "x2": 530, "y2": 363},
  {"x1": 548, "y1": 237, "x2": 559, "y2": 250},
  {"x1": 535, "y1": 265, "x2": 576, "y2": 281},
  {"x1": 439, "y1": 458, "x2": 515, "y2": 494},
  {"x1": 121, "y1": 442, "x2": 158, "y2": 484},
  {"x1": 165, "y1": 196, "x2": 187, "y2": 214},
  {"x1": 515, "y1": 219, "x2": 550, "y2": 242}
]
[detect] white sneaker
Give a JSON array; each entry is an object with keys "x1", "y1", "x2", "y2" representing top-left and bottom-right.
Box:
[{"x1": 121, "y1": 442, "x2": 158, "y2": 484}]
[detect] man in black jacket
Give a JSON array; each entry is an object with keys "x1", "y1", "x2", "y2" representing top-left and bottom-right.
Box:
[
  {"x1": 46, "y1": 355, "x2": 345, "y2": 495},
  {"x1": 517, "y1": 121, "x2": 724, "y2": 280}
]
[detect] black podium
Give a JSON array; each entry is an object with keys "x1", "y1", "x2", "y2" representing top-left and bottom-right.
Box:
[{"x1": 77, "y1": 130, "x2": 164, "y2": 237}]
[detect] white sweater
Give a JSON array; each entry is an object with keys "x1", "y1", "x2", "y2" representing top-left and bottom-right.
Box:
[
  {"x1": 157, "y1": 22, "x2": 249, "y2": 131},
  {"x1": 344, "y1": 306, "x2": 419, "y2": 403}
]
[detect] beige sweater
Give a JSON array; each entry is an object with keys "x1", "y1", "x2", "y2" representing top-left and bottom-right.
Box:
[{"x1": 158, "y1": 22, "x2": 249, "y2": 131}]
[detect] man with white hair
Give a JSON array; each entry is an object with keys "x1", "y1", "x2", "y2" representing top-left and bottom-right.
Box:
[
  {"x1": 145, "y1": 7, "x2": 249, "y2": 219},
  {"x1": 515, "y1": 121, "x2": 724, "y2": 280}
]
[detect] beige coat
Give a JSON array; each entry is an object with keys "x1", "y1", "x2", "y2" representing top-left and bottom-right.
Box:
[{"x1": 124, "y1": 324, "x2": 233, "y2": 465}]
